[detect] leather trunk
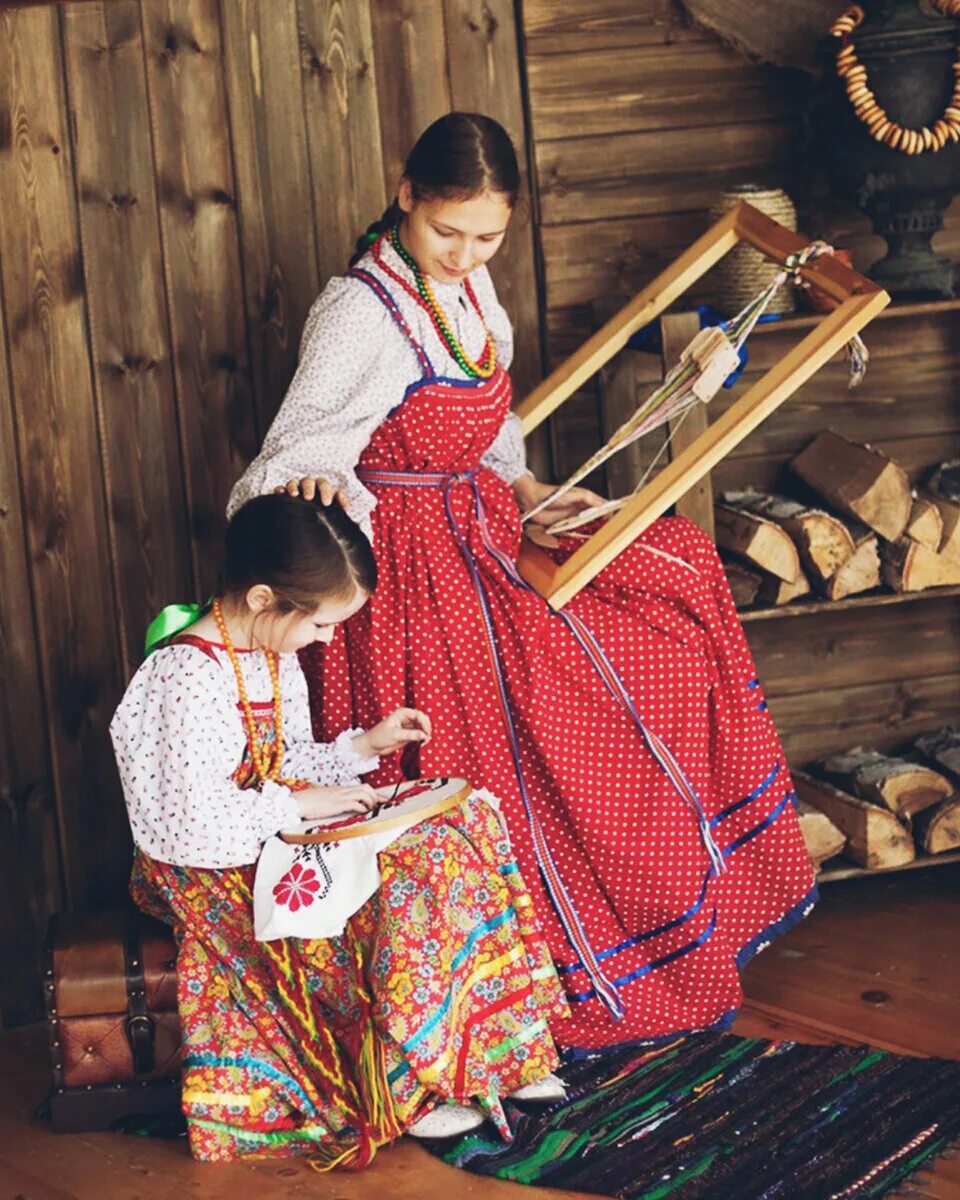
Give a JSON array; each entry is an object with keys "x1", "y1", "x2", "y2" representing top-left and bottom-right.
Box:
[{"x1": 44, "y1": 909, "x2": 183, "y2": 1133}]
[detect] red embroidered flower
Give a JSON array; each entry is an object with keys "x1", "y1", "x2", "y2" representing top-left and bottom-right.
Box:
[{"x1": 273, "y1": 862, "x2": 321, "y2": 911}]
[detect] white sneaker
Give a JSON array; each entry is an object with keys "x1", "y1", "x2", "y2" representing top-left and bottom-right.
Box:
[
  {"x1": 508, "y1": 1072, "x2": 567, "y2": 1103},
  {"x1": 407, "y1": 1101, "x2": 486, "y2": 1139}
]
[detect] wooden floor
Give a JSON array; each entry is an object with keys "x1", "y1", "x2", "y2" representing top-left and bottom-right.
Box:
[{"x1": 2, "y1": 867, "x2": 960, "y2": 1200}]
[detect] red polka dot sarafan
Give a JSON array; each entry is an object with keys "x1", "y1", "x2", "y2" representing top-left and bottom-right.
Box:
[{"x1": 297, "y1": 262, "x2": 817, "y2": 1055}]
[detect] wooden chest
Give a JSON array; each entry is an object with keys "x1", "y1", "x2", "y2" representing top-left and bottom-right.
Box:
[{"x1": 44, "y1": 909, "x2": 182, "y2": 1133}]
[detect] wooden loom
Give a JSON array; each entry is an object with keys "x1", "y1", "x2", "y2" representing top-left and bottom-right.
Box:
[{"x1": 514, "y1": 201, "x2": 890, "y2": 609}]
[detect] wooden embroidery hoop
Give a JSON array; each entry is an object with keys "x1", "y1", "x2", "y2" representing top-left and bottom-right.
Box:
[
  {"x1": 514, "y1": 201, "x2": 890, "y2": 610},
  {"x1": 279, "y1": 777, "x2": 472, "y2": 844}
]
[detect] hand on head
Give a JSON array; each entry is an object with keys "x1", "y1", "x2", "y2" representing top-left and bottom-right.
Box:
[{"x1": 275, "y1": 477, "x2": 348, "y2": 508}]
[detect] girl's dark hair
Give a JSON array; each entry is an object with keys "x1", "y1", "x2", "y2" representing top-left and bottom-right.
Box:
[
  {"x1": 349, "y1": 112, "x2": 520, "y2": 266},
  {"x1": 222, "y1": 494, "x2": 377, "y2": 612}
]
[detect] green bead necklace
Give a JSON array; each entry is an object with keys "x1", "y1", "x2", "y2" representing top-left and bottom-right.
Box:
[{"x1": 386, "y1": 226, "x2": 497, "y2": 380}]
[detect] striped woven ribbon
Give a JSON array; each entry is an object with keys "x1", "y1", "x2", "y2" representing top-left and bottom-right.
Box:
[{"x1": 357, "y1": 467, "x2": 728, "y2": 1015}]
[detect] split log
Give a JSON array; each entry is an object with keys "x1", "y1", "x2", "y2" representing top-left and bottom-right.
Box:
[
  {"x1": 882, "y1": 538, "x2": 960, "y2": 592},
  {"x1": 796, "y1": 799, "x2": 846, "y2": 868},
  {"x1": 715, "y1": 493, "x2": 801, "y2": 582},
  {"x1": 794, "y1": 770, "x2": 915, "y2": 870},
  {"x1": 913, "y1": 727, "x2": 960, "y2": 786},
  {"x1": 722, "y1": 558, "x2": 762, "y2": 608},
  {"x1": 927, "y1": 493, "x2": 960, "y2": 562},
  {"x1": 913, "y1": 798, "x2": 960, "y2": 854},
  {"x1": 790, "y1": 510, "x2": 860, "y2": 584},
  {"x1": 905, "y1": 496, "x2": 943, "y2": 552},
  {"x1": 775, "y1": 503, "x2": 861, "y2": 584},
  {"x1": 757, "y1": 568, "x2": 811, "y2": 606},
  {"x1": 923, "y1": 461, "x2": 960, "y2": 561},
  {"x1": 789, "y1": 431, "x2": 911, "y2": 542},
  {"x1": 816, "y1": 531, "x2": 879, "y2": 600},
  {"x1": 816, "y1": 748, "x2": 954, "y2": 818},
  {"x1": 718, "y1": 490, "x2": 857, "y2": 583}
]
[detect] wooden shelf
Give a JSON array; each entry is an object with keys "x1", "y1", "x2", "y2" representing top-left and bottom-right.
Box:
[
  {"x1": 749, "y1": 296, "x2": 960, "y2": 335},
  {"x1": 738, "y1": 583, "x2": 960, "y2": 623},
  {"x1": 671, "y1": 296, "x2": 960, "y2": 886},
  {"x1": 819, "y1": 848, "x2": 960, "y2": 883}
]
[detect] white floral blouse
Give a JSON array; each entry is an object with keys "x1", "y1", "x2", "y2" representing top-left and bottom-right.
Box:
[
  {"x1": 227, "y1": 238, "x2": 529, "y2": 532},
  {"x1": 109, "y1": 640, "x2": 378, "y2": 869}
]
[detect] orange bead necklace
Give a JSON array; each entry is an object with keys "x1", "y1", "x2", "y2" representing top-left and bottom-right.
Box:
[{"x1": 213, "y1": 598, "x2": 297, "y2": 788}]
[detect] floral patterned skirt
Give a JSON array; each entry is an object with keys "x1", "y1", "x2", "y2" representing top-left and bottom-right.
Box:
[{"x1": 131, "y1": 794, "x2": 566, "y2": 1165}]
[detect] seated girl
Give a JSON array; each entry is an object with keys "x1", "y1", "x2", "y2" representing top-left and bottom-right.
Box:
[{"x1": 110, "y1": 494, "x2": 567, "y2": 1167}]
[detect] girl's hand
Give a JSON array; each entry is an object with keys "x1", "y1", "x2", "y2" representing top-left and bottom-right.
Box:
[
  {"x1": 352, "y1": 708, "x2": 432, "y2": 758},
  {"x1": 294, "y1": 784, "x2": 380, "y2": 821},
  {"x1": 513, "y1": 476, "x2": 606, "y2": 528},
  {"x1": 275, "y1": 477, "x2": 348, "y2": 507}
]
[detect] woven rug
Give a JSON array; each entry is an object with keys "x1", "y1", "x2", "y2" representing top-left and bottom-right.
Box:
[{"x1": 430, "y1": 1034, "x2": 960, "y2": 1199}]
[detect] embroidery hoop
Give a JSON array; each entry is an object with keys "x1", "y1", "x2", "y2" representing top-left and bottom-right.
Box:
[{"x1": 279, "y1": 776, "x2": 472, "y2": 844}]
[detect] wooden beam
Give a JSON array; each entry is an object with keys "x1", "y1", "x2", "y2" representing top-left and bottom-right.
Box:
[
  {"x1": 522, "y1": 285, "x2": 888, "y2": 608},
  {"x1": 515, "y1": 206, "x2": 742, "y2": 433},
  {"x1": 61, "y1": 1, "x2": 193, "y2": 676},
  {"x1": 0, "y1": 5, "x2": 129, "y2": 914},
  {"x1": 141, "y1": 0, "x2": 256, "y2": 598},
  {"x1": 220, "y1": 0, "x2": 321, "y2": 438}
]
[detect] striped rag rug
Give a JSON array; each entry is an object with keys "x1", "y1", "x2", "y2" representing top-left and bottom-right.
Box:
[{"x1": 429, "y1": 1034, "x2": 960, "y2": 1199}]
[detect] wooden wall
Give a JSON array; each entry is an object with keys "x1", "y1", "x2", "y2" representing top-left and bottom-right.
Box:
[
  {"x1": 520, "y1": 0, "x2": 960, "y2": 765},
  {"x1": 3, "y1": 0, "x2": 959, "y2": 1028},
  {"x1": 521, "y1": 0, "x2": 960, "y2": 476},
  {"x1": 0, "y1": 0, "x2": 539, "y2": 1028}
]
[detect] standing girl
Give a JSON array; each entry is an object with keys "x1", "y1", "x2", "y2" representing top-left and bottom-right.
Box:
[
  {"x1": 110, "y1": 494, "x2": 566, "y2": 1165},
  {"x1": 228, "y1": 113, "x2": 817, "y2": 1053}
]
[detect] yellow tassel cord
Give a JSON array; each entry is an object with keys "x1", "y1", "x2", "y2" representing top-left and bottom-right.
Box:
[{"x1": 308, "y1": 935, "x2": 412, "y2": 1173}]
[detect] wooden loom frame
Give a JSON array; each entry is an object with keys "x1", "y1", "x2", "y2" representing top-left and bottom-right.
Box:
[{"x1": 514, "y1": 201, "x2": 890, "y2": 609}]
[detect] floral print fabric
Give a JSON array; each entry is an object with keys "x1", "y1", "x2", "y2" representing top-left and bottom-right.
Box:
[{"x1": 131, "y1": 792, "x2": 566, "y2": 1164}]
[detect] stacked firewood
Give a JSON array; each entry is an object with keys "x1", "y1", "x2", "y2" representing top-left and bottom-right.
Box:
[
  {"x1": 793, "y1": 728, "x2": 960, "y2": 873},
  {"x1": 718, "y1": 437, "x2": 960, "y2": 608}
]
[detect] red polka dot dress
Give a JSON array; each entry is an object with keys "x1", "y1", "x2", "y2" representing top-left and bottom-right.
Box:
[{"x1": 241, "y1": 240, "x2": 817, "y2": 1054}]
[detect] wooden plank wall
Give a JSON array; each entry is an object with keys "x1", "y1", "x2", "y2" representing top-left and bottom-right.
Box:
[
  {"x1": 3, "y1": 0, "x2": 958, "y2": 1027},
  {"x1": 521, "y1": 0, "x2": 960, "y2": 765},
  {"x1": 0, "y1": 0, "x2": 538, "y2": 1028},
  {"x1": 522, "y1": 0, "x2": 960, "y2": 475}
]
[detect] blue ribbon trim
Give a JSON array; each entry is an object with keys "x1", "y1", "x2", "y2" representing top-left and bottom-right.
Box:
[
  {"x1": 710, "y1": 761, "x2": 781, "y2": 828},
  {"x1": 565, "y1": 908, "x2": 719, "y2": 1003},
  {"x1": 401, "y1": 907, "x2": 517, "y2": 1052},
  {"x1": 556, "y1": 873, "x2": 711, "y2": 976},
  {"x1": 553, "y1": 780, "x2": 799, "y2": 984},
  {"x1": 559, "y1": 889, "x2": 817, "y2": 1056}
]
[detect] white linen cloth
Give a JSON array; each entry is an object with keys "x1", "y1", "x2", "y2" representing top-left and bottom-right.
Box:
[
  {"x1": 253, "y1": 786, "x2": 500, "y2": 941},
  {"x1": 253, "y1": 823, "x2": 414, "y2": 941}
]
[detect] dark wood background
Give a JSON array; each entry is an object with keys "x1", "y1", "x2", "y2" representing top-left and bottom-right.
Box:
[
  {"x1": 0, "y1": 0, "x2": 540, "y2": 1027},
  {"x1": 1, "y1": 0, "x2": 958, "y2": 1027}
]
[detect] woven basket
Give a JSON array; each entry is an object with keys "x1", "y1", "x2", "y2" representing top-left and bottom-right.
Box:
[{"x1": 708, "y1": 185, "x2": 797, "y2": 317}]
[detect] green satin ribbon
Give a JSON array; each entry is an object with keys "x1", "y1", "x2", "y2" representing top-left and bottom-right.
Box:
[{"x1": 144, "y1": 601, "x2": 210, "y2": 656}]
